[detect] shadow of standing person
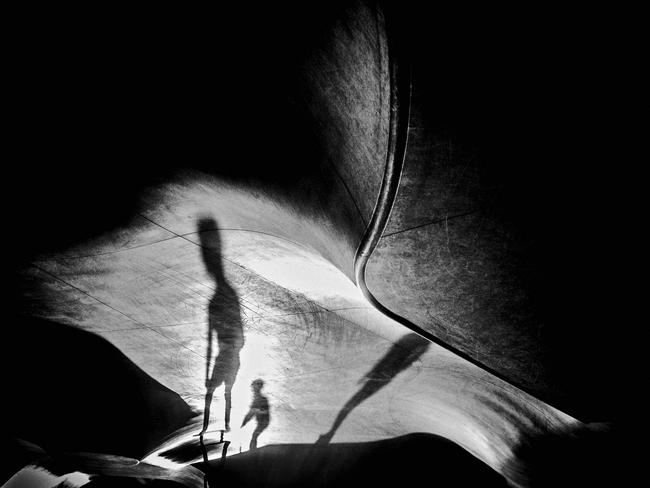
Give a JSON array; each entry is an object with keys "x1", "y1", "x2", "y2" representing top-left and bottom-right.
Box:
[
  {"x1": 198, "y1": 217, "x2": 244, "y2": 434},
  {"x1": 316, "y1": 333, "x2": 430, "y2": 444},
  {"x1": 241, "y1": 379, "x2": 271, "y2": 450}
]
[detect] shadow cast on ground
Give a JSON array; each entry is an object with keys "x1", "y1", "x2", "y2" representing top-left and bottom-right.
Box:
[
  {"x1": 196, "y1": 433, "x2": 507, "y2": 488},
  {"x1": 317, "y1": 333, "x2": 430, "y2": 444}
]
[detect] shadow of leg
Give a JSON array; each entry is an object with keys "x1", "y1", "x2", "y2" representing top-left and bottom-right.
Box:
[
  {"x1": 249, "y1": 422, "x2": 268, "y2": 450},
  {"x1": 224, "y1": 384, "x2": 233, "y2": 432},
  {"x1": 201, "y1": 391, "x2": 214, "y2": 435}
]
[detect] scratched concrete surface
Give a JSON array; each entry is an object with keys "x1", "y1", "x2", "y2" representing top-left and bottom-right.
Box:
[
  {"x1": 15, "y1": 179, "x2": 579, "y2": 486},
  {"x1": 4, "y1": 2, "x2": 634, "y2": 487}
]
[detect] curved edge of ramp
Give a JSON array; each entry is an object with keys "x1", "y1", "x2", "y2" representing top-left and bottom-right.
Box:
[
  {"x1": 352, "y1": 3, "x2": 555, "y2": 405},
  {"x1": 353, "y1": 4, "x2": 410, "y2": 289}
]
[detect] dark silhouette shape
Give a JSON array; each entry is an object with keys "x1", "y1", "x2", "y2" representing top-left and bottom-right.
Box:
[
  {"x1": 241, "y1": 379, "x2": 271, "y2": 450},
  {"x1": 504, "y1": 422, "x2": 632, "y2": 487},
  {"x1": 316, "y1": 333, "x2": 430, "y2": 444},
  {"x1": 0, "y1": 316, "x2": 193, "y2": 476},
  {"x1": 196, "y1": 433, "x2": 507, "y2": 487},
  {"x1": 198, "y1": 218, "x2": 244, "y2": 434},
  {"x1": 159, "y1": 433, "x2": 229, "y2": 465}
]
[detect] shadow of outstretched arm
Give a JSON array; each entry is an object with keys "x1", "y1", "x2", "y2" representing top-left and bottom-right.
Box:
[{"x1": 317, "y1": 333, "x2": 430, "y2": 444}]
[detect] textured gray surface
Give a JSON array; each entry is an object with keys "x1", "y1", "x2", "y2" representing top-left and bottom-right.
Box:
[
  {"x1": 18, "y1": 208, "x2": 576, "y2": 485},
  {"x1": 300, "y1": 0, "x2": 390, "y2": 226},
  {"x1": 382, "y1": 90, "x2": 480, "y2": 236},
  {"x1": 367, "y1": 212, "x2": 554, "y2": 398},
  {"x1": 362, "y1": 50, "x2": 618, "y2": 419}
]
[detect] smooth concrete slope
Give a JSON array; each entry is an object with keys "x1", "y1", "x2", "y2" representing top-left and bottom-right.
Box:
[
  {"x1": 298, "y1": 0, "x2": 391, "y2": 227},
  {"x1": 363, "y1": 8, "x2": 631, "y2": 425},
  {"x1": 15, "y1": 201, "x2": 579, "y2": 487}
]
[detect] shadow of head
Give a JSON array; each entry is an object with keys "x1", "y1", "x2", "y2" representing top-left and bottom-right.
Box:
[
  {"x1": 251, "y1": 379, "x2": 265, "y2": 393},
  {"x1": 197, "y1": 216, "x2": 224, "y2": 279},
  {"x1": 197, "y1": 216, "x2": 218, "y2": 235}
]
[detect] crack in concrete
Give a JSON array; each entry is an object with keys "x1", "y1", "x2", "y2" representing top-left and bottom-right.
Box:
[{"x1": 381, "y1": 209, "x2": 480, "y2": 238}]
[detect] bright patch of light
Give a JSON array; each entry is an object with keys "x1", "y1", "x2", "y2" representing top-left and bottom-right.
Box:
[
  {"x1": 215, "y1": 229, "x2": 364, "y2": 309},
  {"x1": 141, "y1": 451, "x2": 187, "y2": 470},
  {"x1": 2, "y1": 466, "x2": 90, "y2": 488},
  {"x1": 64, "y1": 472, "x2": 91, "y2": 486},
  {"x1": 243, "y1": 251, "x2": 360, "y2": 302}
]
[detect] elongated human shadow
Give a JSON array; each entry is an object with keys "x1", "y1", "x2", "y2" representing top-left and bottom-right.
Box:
[
  {"x1": 198, "y1": 217, "x2": 245, "y2": 434},
  {"x1": 316, "y1": 333, "x2": 430, "y2": 444}
]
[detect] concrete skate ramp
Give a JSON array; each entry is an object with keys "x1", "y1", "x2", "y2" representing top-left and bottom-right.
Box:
[
  {"x1": 6, "y1": 1, "x2": 629, "y2": 487},
  {"x1": 13, "y1": 205, "x2": 579, "y2": 484}
]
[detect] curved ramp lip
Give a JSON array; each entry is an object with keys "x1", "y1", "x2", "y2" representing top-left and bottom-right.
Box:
[
  {"x1": 352, "y1": 4, "x2": 417, "y2": 326},
  {"x1": 353, "y1": 4, "x2": 564, "y2": 413},
  {"x1": 353, "y1": 5, "x2": 410, "y2": 288},
  {"x1": 352, "y1": 0, "x2": 409, "y2": 311}
]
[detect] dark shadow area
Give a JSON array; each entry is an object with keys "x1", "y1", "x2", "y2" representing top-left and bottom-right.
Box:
[
  {"x1": 158, "y1": 437, "x2": 227, "y2": 466},
  {"x1": 0, "y1": 316, "x2": 194, "y2": 482},
  {"x1": 504, "y1": 422, "x2": 635, "y2": 487},
  {"x1": 198, "y1": 218, "x2": 244, "y2": 433},
  {"x1": 0, "y1": 437, "x2": 47, "y2": 486},
  {"x1": 3, "y1": 446, "x2": 206, "y2": 487},
  {"x1": 385, "y1": 2, "x2": 639, "y2": 425},
  {"x1": 196, "y1": 433, "x2": 507, "y2": 487},
  {"x1": 317, "y1": 333, "x2": 429, "y2": 444},
  {"x1": 241, "y1": 379, "x2": 270, "y2": 450},
  {"x1": 83, "y1": 478, "x2": 183, "y2": 488},
  {"x1": 5, "y1": 2, "x2": 351, "y2": 270}
]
